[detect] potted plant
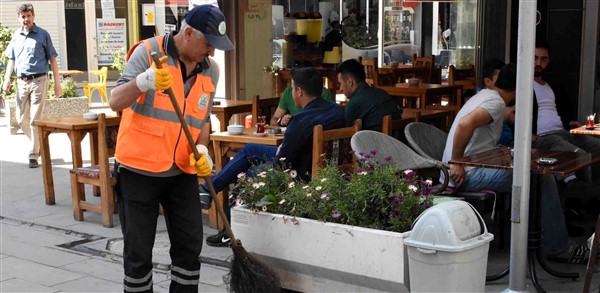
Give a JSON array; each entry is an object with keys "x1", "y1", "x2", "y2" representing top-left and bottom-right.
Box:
[{"x1": 230, "y1": 154, "x2": 434, "y2": 292}]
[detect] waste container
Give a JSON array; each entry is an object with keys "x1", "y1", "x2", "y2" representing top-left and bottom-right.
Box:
[{"x1": 405, "y1": 200, "x2": 494, "y2": 292}]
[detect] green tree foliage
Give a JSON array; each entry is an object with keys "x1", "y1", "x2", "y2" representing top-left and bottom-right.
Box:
[{"x1": 0, "y1": 24, "x2": 16, "y2": 98}]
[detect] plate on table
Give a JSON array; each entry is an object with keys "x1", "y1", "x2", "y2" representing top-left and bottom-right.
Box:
[{"x1": 253, "y1": 132, "x2": 267, "y2": 137}]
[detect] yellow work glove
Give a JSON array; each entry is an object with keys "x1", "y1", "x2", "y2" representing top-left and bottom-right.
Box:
[
  {"x1": 190, "y1": 153, "x2": 212, "y2": 177},
  {"x1": 136, "y1": 56, "x2": 173, "y2": 92}
]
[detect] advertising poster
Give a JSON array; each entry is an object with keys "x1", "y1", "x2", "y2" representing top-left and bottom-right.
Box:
[{"x1": 97, "y1": 19, "x2": 127, "y2": 66}]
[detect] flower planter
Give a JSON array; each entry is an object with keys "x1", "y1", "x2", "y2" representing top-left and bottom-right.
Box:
[
  {"x1": 231, "y1": 206, "x2": 411, "y2": 292},
  {"x1": 41, "y1": 96, "x2": 89, "y2": 120}
]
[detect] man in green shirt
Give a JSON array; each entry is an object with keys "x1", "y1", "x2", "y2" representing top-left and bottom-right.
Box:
[
  {"x1": 270, "y1": 84, "x2": 333, "y2": 126},
  {"x1": 337, "y1": 59, "x2": 402, "y2": 131}
]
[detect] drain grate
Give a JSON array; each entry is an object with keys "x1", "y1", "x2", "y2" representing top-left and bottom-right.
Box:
[{"x1": 107, "y1": 232, "x2": 172, "y2": 256}]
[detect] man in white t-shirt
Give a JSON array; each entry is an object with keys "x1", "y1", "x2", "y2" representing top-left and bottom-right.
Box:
[{"x1": 532, "y1": 43, "x2": 600, "y2": 182}]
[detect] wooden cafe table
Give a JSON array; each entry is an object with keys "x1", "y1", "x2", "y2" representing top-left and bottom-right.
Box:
[
  {"x1": 211, "y1": 98, "x2": 253, "y2": 132},
  {"x1": 34, "y1": 115, "x2": 121, "y2": 205},
  {"x1": 450, "y1": 148, "x2": 600, "y2": 292},
  {"x1": 208, "y1": 127, "x2": 284, "y2": 228},
  {"x1": 569, "y1": 124, "x2": 600, "y2": 136},
  {"x1": 377, "y1": 83, "x2": 463, "y2": 113}
]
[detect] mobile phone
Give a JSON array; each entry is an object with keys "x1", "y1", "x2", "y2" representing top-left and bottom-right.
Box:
[{"x1": 536, "y1": 157, "x2": 558, "y2": 165}]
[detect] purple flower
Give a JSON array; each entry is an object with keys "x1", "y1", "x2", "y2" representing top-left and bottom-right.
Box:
[
  {"x1": 331, "y1": 210, "x2": 341, "y2": 218},
  {"x1": 370, "y1": 150, "x2": 378, "y2": 156},
  {"x1": 349, "y1": 150, "x2": 356, "y2": 155},
  {"x1": 385, "y1": 156, "x2": 392, "y2": 162},
  {"x1": 320, "y1": 193, "x2": 328, "y2": 199}
]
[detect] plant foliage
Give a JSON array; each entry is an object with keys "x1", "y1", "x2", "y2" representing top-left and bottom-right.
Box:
[
  {"x1": 0, "y1": 24, "x2": 16, "y2": 99},
  {"x1": 235, "y1": 153, "x2": 434, "y2": 233}
]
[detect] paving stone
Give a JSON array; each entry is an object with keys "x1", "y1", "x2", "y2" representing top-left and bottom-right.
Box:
[
  {"x1": 199, "y1": 264, "x2": 228, "y2": 287},
  {"x1": 60, "y1": 258, "x2": 168, "y2": 285},
  {"x1": 0, "y1": 253, "x2": 7, "y2": 259},
  {"x1": 51, "y1": 276, "x2": 122, "y2": 292},
  {"x1": 0, "y1": 277, "x2": 59, "y2": 292},
  {"x1": 0, "y1": 221, "x2": 82, "y2": 246},
  {"x1": 1, "y1": 257, "x2": 84, "y2": 286},
  {"x1": 1, "y1": 236, "x2": 90, "y2": 267},
  {"x1": 0, "y1": 273, "x2": 15, "y2": 282}
]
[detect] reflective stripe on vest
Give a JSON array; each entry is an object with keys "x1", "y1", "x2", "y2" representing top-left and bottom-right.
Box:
[{"x1": 115, "y1": 35, "x2": 218, "y2": 173}]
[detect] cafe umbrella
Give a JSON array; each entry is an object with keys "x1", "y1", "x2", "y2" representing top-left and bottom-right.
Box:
[{"x1": 150, "y1": 52, "x2": 281, "y2": 293}]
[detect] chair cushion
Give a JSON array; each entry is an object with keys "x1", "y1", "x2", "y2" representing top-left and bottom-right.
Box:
[{"x1": 70, "y1": 163, "x2": 115, "y2": 179}]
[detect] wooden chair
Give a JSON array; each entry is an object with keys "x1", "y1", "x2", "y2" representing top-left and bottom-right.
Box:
[
  {"x1": 449, "y1": 64, "x2": 477, "y2": 98},
  {"x1": 69, "y1": 113, "x2": 120, "y2": 227},
  {"x1": 361, "y1": 58, "x2": 394, "y2": 86},
  {"x1": 583, "y1": 215, "x2": 600, "y2": 293},
  {"x1": 412, "y1": 54, "x2": 435, "y2": 83},
  {"x1": 382, "y1": 112, "x2": 419, "y2": 141},
  {"x1": 312, "y1": 119, "x2": 362, "y2": 178},
  {"x1": 251, "y1": 95, "x2": 280, "y2": 125}
]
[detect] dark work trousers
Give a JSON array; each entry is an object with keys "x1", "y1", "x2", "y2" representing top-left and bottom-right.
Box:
[{"x1": 116, "y1": 168, "x2": 203, "y2": 293}]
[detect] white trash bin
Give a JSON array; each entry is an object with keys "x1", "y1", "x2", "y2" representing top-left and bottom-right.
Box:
[{"x1": 405, "y1": 201, "x2": 494, "y2": 292}]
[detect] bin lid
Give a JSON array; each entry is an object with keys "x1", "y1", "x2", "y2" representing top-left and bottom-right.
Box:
[{"x1": 405, "y1": 201, "x2": 493, "y2": 252}]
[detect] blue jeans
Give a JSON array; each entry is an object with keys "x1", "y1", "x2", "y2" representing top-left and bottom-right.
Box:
[
  {"x1": 462, "y1": 168, "x2": 568, "y2": 255},
  {"x1": 208, "y1": 143, "x2": 277, "y2": 193}
]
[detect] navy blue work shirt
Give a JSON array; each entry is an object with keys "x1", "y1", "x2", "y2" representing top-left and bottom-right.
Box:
[
  {"x1": 275, "y1": 97, "x2": 345, "y2": 181},
  {"x1": 3, "y1": 25, "x2": 57, "y2": 76}
]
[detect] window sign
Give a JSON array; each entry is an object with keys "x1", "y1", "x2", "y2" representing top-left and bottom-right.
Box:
[{"x1": 97, "y1": 19, "x2": 127, "y2": 66}]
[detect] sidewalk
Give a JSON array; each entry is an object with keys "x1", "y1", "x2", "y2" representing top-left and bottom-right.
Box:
[
  {"x1": 0, "y1": 106, "x2": 598, "y2": 292},
  {"x1": 0, "y1": 110, "x2": 232, "y2": 292}
]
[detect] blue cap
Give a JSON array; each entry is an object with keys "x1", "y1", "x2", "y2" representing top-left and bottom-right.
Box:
[{"x1": 185, "y1": 5, "x2": 234, "y2": 51}]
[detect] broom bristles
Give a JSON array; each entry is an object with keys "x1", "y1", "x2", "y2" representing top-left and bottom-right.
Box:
[{"x1": 225, "y1": 243, "x2": 281, "y2": 293}]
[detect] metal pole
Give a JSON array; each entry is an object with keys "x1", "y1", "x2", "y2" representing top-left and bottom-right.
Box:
[
  {"x1": 377, "y1": 0, "x2": 384, "y2": 67},
  {"x1": 503, "y1": 0, "x2": 536, "y2": 292}
]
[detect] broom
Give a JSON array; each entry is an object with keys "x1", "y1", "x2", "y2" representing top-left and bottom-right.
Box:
[{"x1": 150, "y1": 53, "x2": 280, "y2": 293}]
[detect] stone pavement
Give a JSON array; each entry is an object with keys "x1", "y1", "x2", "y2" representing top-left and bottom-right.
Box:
[{"x1": 0, "y1": 107, "x2": 598, "y2": 292}]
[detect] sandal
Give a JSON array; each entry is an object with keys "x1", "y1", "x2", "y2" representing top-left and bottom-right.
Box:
[{"x1": 547, "y1": 243, "x2": 590, "y2": 264}]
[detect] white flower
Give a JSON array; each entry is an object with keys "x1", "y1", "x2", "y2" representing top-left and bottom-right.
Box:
[
  {"x1": 288, "y1": 182, "x2": 295, "y2": 188},
  {"x1": 408, "y1": 185, "x2": 417, "y2": 192},
  {"x1": 237, "y1": 173, "x2": 246, "y2": 179},
  {"x1": 290, "y1": 170, "x2": 297, "y2": 178},
  {"x1": 252, "y1": 183, "x2": 260, "y2": 189},
  {"x1": 284, "y1": 169, "x2": 290, "y2": 173},
  {"x1": 257, "y1": 171, "x2": 267, "y2": 178},
  {"x1": 358, "y1": 171, "x2": 368, "y2": 176},
  {"x1": 279, "y1": 157, "x2": 286, "y2": 161},
  {"x1": 279, "y1": 199, "x2": 286, "y2": 205},
  {"x1": 315, "y1": 186, "x2": 322, "y2": 191},
  {"x1": 404, "y1": 169, "x2": 414, "y2": 174},
  {"x1": 262, "y1": 206, "x2": 268, "y2": 212},
  {"x1": 236, "y1": 198, "x2": 244, "y2": 205},
  {"x1": 320, "y1": 178, "x2": 327, "y2": 182},
  {"x1": 258, "y1": 182, "x2": 266, "y2": 187},
  {"x1": 302, "y1": 185, "x2": 310, "y2": 190},
  {"x1": 306, "y1": 193, "x2": 312, "y2": 197},
  {"x1": 425, "y1": 179, "x2": 433, "y2": 186}
]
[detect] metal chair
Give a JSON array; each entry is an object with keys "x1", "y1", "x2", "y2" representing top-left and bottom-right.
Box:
[
  {"x1": 350, "y1": 130, "x2": 449, "y2": 194},
  {"x1": 583, "y1": 215, "x2": 600, "y2": 293},
  {"x1": 404, "y1": 121, "x2": 507, "y2": 252}
]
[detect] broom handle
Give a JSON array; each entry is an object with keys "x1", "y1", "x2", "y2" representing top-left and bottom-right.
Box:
[{"x1": 151, "y1": 52, "x2": 239, "y2": 247}]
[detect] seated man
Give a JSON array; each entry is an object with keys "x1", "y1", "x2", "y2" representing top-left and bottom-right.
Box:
[
  {"x1": 532, "y1": 42, "x2": 600, "y2": 182},
  {"x1": 201, "y1": 67, "x2": 345, "y2": 247},
  {"x1": 337, "y1": 59, "x2": 401, "y2": 131},
  {"x1": 270, "y1": 84, "x2": 332, "y2": 127},
  {"x1": 443, "y1": 64, "x2": 587, "y2": 263}
]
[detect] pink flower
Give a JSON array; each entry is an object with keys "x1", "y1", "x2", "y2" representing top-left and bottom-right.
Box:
[
  {"x1": 331, "y1": 210, "x2": 341, "y2": 218},
  {"x1": 320, "y1": 193, "x2": 328, "y2": 199}
]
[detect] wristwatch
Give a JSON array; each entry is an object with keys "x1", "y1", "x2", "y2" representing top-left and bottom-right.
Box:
[{"x1": 276, "y1": 116, "x2": 283, "y2": 126}]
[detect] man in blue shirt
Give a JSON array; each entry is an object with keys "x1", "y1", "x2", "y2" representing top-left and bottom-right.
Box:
[
  {"x1": 201, "y1": 67, "x2": 345, "y2": 247},
  {"x1": 2, "y1": 3, "x2": 61, "y2": 168}
]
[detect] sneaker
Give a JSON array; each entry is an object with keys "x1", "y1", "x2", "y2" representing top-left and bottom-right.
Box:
[
  {"x1": 199, "y1": 184, "x2": 211, "y2": 209},
  {"x1": 547, "y1": 242, "x2": 590, "y2": 264},
  {"x1": 28, "y1": 159, "x2": 39, "y2": 168},
  {"x1": 206, "y1": 229, "x2": 230, "y2": 247}
]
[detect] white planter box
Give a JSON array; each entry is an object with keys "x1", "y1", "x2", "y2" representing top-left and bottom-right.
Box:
[{"x1": 231, "y1": 206, "x2": 411, "y2": 292}]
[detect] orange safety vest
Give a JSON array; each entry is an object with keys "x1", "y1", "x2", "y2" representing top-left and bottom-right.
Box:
[{"x1": 115, "y1": 35, "x2": 218, "y2": 174}]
